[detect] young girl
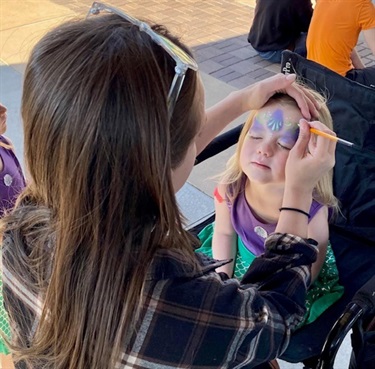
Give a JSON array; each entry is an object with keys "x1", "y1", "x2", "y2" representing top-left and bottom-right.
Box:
[
  {"x1": 0, "y1": 3, "x2": 337, "y2": 369},
  {"x1": 197, "y1": 91, "x2": 344, "y2": 326},
  {"x1": 0, "y1": 103, "x2": 25, "y2": 366}
]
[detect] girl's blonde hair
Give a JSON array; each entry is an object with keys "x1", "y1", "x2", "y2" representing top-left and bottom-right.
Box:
[
  {"x1": 0, "y1": 142, "x2": 12, "y2": 150},
  {"x1": 221, "y1": 87, "x2": 339, "y2": 212}
]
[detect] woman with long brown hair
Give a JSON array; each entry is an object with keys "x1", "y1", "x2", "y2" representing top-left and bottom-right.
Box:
[{"x1": 1, "y1": 3, "x2": 336, "y2": 369}]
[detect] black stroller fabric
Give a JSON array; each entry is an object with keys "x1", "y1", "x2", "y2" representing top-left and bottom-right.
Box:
[{"x1": 279, "y1": 51, "x2": 375, "y2": 364}]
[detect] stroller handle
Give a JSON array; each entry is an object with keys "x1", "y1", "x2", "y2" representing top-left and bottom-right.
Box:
[
  {"x1": 316, "y1": 275, "x2": 375, "y2": 369},
  {"x1": 351, "y1": 274, "x2": 375, "y2": 315}
]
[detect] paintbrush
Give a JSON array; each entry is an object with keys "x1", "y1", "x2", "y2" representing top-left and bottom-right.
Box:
[{"x1": 309, "y1": 127, "x2": 355, "y2": 147}]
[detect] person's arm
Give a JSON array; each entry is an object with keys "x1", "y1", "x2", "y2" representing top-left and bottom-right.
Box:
[
  {"x1": 195, "y1": 74, "x2": 320, "y2": 155},
  {"x1": 351, "y1": 48, "x2": 365, "y2": 69},
  {"x1": 211, "y1": 185, "x2": 237, "y2": 277},
  {"x1": 364, "y1": 28, "x2": 375, "y2": 57},
  {"x1": 275, "y1": 120, "x2": 336, "y2": 238},
  {"x1": 308, "y1": 206, "x2": 329, "y2": 282}
]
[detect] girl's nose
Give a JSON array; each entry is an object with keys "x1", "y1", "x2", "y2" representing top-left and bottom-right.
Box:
[{"x1": 257, "y1": 142, "x2": 273, "y2": 157}]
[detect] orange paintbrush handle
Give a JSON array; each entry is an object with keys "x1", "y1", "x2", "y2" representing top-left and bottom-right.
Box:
[{"x1": 309, "y1": 128, "x2": 355, "y2": 147}]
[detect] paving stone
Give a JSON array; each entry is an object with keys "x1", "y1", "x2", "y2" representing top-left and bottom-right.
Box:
[
  {"x1": 248, "y1": 54, "x2": 266, "y2": 64},
  {"x1": 246, "y1": 67, "x2": 271, "y2": 79},
  {"x1": 231, "y1": 59, "x2": 263, "y2": 74},
  {"x1": 212, "y1": 53, "x2": 237, "y2": 63},
  {"x1": 218, "y1": 55, "x2": 243, "y2": 67},
  {"x1": 230, "y1": 47, "x2": 258, "y2": 60},
  {"x1": 229, "y1": 75, "x2": 258, "y2": 89},
  {"x1": 195, "y1": 46, "x2": 227, "y2": 62},
  {"x1": 211, "y1": 67, "x2": 236, "y2": 78},
  {"x1": 199, "y1": 59, "x2": 225, "y2": 74},
  {"x1": 216, "y1": 38, "x2": 239, "y2": 49},
  {"x1": 253, "y1": 70, "x2": 277, "y2": 81},
  {"x1": 220, "y1": 71, "x2": 244, "y2": 82},
  {"x1": 253, "y1": 58, "x2": 274, "y2": 67}
]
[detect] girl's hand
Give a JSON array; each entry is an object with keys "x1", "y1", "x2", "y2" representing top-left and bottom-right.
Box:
[
  {"x1": 238, "y1": 73, "x2": 319, "y2": 120},
  {"x1": 285, "y1": 119, "x2": 336, "y2": 194}
]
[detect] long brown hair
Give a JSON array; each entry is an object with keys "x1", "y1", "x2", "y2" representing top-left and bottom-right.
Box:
[{"x1": 2, "y1": 13, "x2": 201, "y2": 369}]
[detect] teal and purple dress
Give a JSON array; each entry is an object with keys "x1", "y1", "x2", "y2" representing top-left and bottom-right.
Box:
[
  {"x1": 196, "y1": 184, "x2": 344, "y2": 327},
  {"x1": 0, "y1": 136, "x2": 26, "y2": 354}
]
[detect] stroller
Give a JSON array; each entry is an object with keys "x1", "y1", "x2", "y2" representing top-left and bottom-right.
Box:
[{"x1": 191, "y1": 51, "x2": 375, "y2": 369}]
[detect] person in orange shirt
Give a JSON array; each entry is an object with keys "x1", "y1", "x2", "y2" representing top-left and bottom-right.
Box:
[{"x1": 307, "y1": 0, "x2": 375, "y2": 88}]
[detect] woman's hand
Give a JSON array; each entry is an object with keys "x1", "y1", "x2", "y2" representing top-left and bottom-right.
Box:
[
  {"x1": 238, "y1": 73, "x2": 320, "y2": 120},
  {"x1": 276, "y1": 119, "x2": 336, "y2": 237},
  {"x1": 201, "y1": 74, "x2": 319, "y2": 155},
  {"x1": 285, "y1": 119, "x2": 336, "y2": 194}
]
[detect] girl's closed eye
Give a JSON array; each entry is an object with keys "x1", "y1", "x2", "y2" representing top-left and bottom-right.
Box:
[
  {"x1": 248, "y1": 131, "x2": 263, "y2": 140},
  {"x1": 278, "y1": 141, "x2": 293, "y2": 150}
]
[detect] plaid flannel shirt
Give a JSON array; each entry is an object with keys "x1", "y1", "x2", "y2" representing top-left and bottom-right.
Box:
[{"x1": 3, "y1": 233, "x2": 317, "y2": 368}]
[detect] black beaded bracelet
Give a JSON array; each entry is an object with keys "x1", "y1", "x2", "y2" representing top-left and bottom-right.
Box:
[{"x1": 279, "y1": 207, "x2": 311, "y2": 218}]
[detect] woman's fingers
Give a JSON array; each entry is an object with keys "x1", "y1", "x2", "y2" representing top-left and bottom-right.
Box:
[
  {"x1": 292, "y1": 119, "x2": 311, "y2": 158},
  {"x1": 284, "y1": 83, "x2": 319, "y2": 120},
  {"x1": 265, "y1": 74, "x2": 320, "y2": 120},
  {"x1": 285, "y1": 120, "x2": 337, "y2": 191},
  {"x1": 308, "y1": 120, "x2": 337, "y2": 159},
  {"x1": 241, "y1": 74, "x2": 320, "y2": 121}
]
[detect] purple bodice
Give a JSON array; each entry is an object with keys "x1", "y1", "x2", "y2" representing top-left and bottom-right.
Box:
[
  {"x1": 0, "y1": 136, "x2": 26, "y2": 217},
  {"x1": 229, "y1": 181, "x2": 323, "y2": 256}
]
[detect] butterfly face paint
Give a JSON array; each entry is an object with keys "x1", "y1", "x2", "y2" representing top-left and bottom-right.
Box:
[
  {"x1": 250, "y1": 108, "x2": 300, "y2": 149},
  {"x1": 240, "y1": 104, "x2": 303, "y2": 185}
]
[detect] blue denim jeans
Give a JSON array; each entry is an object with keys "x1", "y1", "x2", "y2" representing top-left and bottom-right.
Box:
[
  {"x1": 257, "y1": 33, "x2": 308, "y2": 64},
  {"x1": 257, "y1": 49, "x2": 283, "y2": 63}
]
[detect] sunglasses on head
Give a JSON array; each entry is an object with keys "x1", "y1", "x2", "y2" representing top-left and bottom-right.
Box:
[{"x1": 87, "y1": 2, "x2": 199, "y2": 119}]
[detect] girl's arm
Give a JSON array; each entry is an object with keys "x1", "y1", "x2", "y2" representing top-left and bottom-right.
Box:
[
  {"x1": 212, "y1": 185, "x2": 237, "y2": 277},
  {"x1": 195, "y1": 74, "x2": 320, "y2": 155},
  {"x1": 307, "y1": 206, "x2": 329, "y2": 282}
]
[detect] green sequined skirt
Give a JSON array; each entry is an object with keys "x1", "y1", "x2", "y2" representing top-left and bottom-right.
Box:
[
  {"x1": 0, "y1": 272, "x2": 10, "y2": 354},
  {"x1": 196, "y1": 223, "x2": 344, "y2": 327}
]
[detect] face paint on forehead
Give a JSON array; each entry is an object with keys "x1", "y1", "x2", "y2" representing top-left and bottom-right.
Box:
[{"x1": 253, "y1": 108, "x2": 299, "y2": 133}]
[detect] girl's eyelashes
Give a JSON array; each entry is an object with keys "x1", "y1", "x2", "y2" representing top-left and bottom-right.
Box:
[
  {"x1": 277, "y1": 142, "x2": 292, "y2": 151},
  {"x1": 278, "y1": 142, "x2": 292, "y2": 150},
  {"x1": 249, "y1": 135, "x2": 262, "y2": 140}
]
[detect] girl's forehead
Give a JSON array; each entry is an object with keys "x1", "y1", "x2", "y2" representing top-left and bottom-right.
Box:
[{"x1": 253, "y1": 104, "x2": 302, "y2": 132}]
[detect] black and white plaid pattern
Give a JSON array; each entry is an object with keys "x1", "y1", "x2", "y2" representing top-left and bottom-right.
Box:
[{"x1": 3, "y1": 233, "x2": 317, "y2": 368}]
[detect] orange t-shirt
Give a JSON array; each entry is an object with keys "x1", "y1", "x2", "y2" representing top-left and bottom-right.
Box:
[{"x1": 307, "y1": 0, "x2": 375, "y2": 76}]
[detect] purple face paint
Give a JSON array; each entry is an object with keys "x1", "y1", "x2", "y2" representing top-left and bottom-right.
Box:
[
  {"x1": 267, "y1": 109, "x2": 284, "y2": 131},
  {"x1": 251, "y1": 116, "x2": 265, "y2": 133},
  {"x1": 279, "y1": 126, "x2": 300, "y2": 147},
  {"x1": 250, "y1": 108, "x2": 300, "y2": 148}
]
